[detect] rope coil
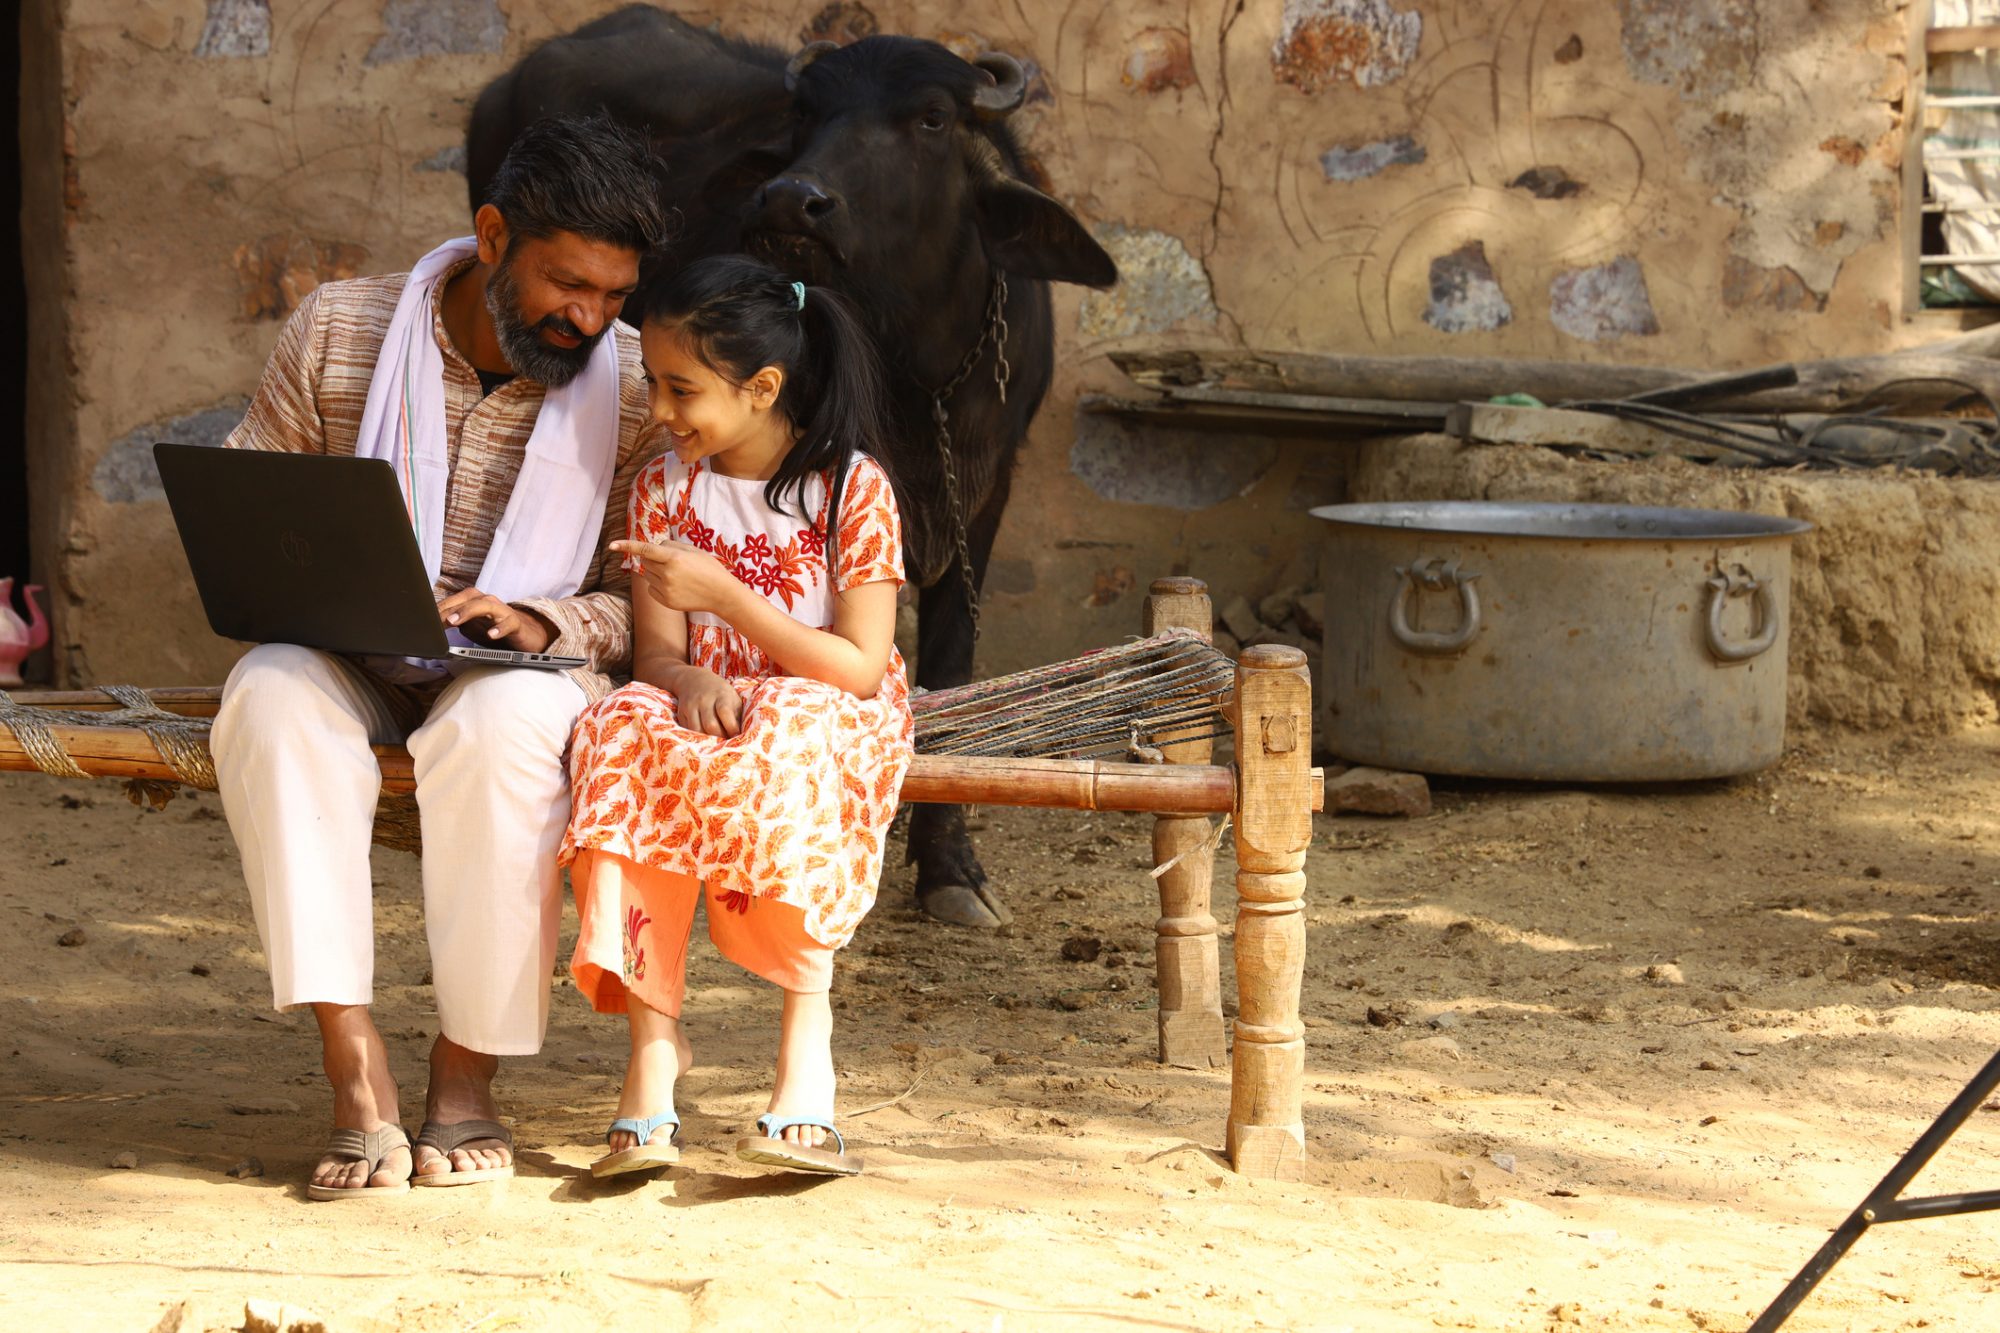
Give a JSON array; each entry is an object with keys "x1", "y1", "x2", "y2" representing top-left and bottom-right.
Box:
[{"x1": 0, "y1": 686, "x2": 219, "y2": 789}]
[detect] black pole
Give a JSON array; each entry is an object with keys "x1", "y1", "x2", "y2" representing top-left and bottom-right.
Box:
[{"x1": 1748, "y1": 1047, "x2": 2000, "y2": 1332}]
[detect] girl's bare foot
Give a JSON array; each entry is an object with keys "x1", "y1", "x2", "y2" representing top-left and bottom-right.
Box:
[
  {"x1": 764, "y1": 989, "x2": 835, "y2": 1149},
  {"x1": 311, "y1": 1003, "x2": 409, "y2": 1192},
  {"x1": 608, "y1": 998, "x2": 694, "y2": 1153}
]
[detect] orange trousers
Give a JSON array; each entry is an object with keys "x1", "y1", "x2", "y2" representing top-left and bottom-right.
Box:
[{"x1": 568, "y1": 849, "x2": 834, "y2": 1017}]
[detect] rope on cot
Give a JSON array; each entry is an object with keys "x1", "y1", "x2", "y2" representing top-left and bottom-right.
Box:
[
  {"x1": 912, "y1": 628, "x2": 1236, "y2": 760},
  {"x1": 0, "y1": 686, "x2": 220, "y2": 789},
  {"x1": 1149, "y1": 813, "x2": 1231, "y2": 881}
]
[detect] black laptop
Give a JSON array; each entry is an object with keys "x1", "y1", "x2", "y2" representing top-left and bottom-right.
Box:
[{"x1": 154, "y1": 444, "x2": 588, "y2": 670}]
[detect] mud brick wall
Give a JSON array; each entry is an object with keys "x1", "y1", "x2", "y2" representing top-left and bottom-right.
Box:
[{"x1": 22, "y1": 0, "x2": 1923, "y2": 693}]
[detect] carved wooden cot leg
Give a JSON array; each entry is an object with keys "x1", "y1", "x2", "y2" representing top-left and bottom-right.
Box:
[
  {"x1": 1144, "y1": 577, "x2": 1226, "y2": 1069},
  {"x1": 1226, "y1": 643, "x2": 1313, "y2": 1176}
]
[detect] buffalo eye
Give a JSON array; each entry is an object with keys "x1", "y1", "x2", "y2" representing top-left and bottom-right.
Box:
[{"x1": 918, "y1": 105, "x2": 951, "y2": 133}]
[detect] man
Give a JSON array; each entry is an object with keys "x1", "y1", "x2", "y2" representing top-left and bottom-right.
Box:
[{"x1": 210, "y1": 115, "x2": 668, "y2": 1197}]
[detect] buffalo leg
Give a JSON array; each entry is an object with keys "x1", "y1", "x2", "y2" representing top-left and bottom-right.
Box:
[{"x1": 907, "y1": 480, "x2": 1011, "y2": 928}]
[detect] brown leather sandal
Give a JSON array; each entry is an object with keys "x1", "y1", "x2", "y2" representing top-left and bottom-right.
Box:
[
  {"x1": 305, "y1": 1125, "x2": 412, "y2": 1201},
  {"x1": 412, "y1": 1118, "x2": 515, "y2": 1186}
]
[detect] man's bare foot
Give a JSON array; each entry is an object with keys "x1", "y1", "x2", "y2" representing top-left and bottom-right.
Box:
[
  {"x1": 413, "y1": 1035, "x2": 510, "y2": 1178},
  {"x1": 608, "y1": 999, "x2": 694, "y2": 1153},
  {"x1": 310, "y1": 1004, "x2": 409, "y2": 1192},
  {"x1": 764, "y1": 989, "x2": 835, "y2": 1150}
]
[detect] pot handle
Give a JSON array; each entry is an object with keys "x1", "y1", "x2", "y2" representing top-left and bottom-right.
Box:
[
  {"x1": 1705, "y1": 565, "x2": 1779, "y2": 663},
  {"x1": 1389, "y1": 558, "x2": 1482, "y2": 656}
]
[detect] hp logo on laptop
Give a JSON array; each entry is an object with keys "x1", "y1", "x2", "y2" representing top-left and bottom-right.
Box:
[{"x1": 279, "y1": 530, "x2": 313, "y2": 567}]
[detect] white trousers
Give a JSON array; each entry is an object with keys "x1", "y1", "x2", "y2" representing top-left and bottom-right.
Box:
[{"x1": 211, "y1": 644, "x2": 585, "y2": 1055}]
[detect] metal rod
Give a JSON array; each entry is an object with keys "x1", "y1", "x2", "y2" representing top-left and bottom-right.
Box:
[
  {"x1": 1748, "y1": 1048, "x2": 2000, "y2": 1332},
  {"x1": 1920, "y1": 254, "x2": 2000, "y2": 265},
  {"x1": 1929, "y1": 94, "x2": 2000, "y2": 107},
  {"x1": 1874, "y1": 1188, "x2": 2000, "y2": 1223}
]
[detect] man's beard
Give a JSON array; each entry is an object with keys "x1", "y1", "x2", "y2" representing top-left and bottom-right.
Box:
[{"x1": 484, "y1": 257, "x2": 605, "y2": 387}]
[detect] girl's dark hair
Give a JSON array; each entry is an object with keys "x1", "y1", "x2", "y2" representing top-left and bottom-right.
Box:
[{"x1": 647, "y1": 255, "x2": 893, "y2": 576}]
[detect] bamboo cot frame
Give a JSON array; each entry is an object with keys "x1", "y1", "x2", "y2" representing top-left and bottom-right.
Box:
[{"x1": 0, "y1": 578, "x2": 1318, "y2": 1176}]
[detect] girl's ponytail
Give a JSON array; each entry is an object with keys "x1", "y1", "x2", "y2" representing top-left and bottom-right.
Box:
[
  {"x1": 785, "y1": 283, "x2": 891, "y2": 577},
  {"x1": 644, "y1": 256, "x2": 895, "y2": 579}
]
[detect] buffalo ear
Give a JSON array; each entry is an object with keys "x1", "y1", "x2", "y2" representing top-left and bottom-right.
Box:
[{"x1": 975, "y1": 176, "x2": 1118, "y2": 289}]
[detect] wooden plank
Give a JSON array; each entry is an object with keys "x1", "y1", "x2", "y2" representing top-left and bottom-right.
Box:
[
  {"x1": 0, "y1": 714, "x2": 1326, "y2": 814},
  {"x1": 1113, "y1": 347, "x2": 2000, "y2": 415},
  {"x1": 1928, "y1": 24, "x2": 2000, "y2": 53},
  {"x1": 1081, "y1": 392, "x2": 1449, "y2": 434},
  {"x1": 1112, "y1": 348, "x2": 1700, "y2": 406},
  {"x1": 10, "y1": 686, "x2": 224, "y2": 716},
  {"x1": 1447, "y1": 402, "x2": 1747, "y2": 462}
]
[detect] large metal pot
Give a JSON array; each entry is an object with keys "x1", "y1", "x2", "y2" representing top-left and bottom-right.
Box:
[{"x1": 1310, "y1": 501, "x2": 1812, "y2": 781}]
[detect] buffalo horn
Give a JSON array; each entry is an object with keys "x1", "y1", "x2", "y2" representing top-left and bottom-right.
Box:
[
  {"x1": 785, "y1": 40, "x2": 839, "y2": 92},
  {"x1": 971, "y1": 51, "x2": 1027, "y2": 118}
]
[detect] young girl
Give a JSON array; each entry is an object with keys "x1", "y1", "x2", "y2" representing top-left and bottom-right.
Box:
[{"x1": 559, "y1": 255, "x2": 911, "y2": 1178}]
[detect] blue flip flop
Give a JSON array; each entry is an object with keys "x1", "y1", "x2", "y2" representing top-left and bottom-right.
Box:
[
  {"x1": 735, "y1": 1113, "x2": 862, "y2": 1177},
  {"x1": 592, "y1": 1108, "x2": 682, "y2": 1178}
]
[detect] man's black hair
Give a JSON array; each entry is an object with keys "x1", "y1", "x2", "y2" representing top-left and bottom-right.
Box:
[{"x1": 481, "y1": 114, "x2": 670, "y2": 255}]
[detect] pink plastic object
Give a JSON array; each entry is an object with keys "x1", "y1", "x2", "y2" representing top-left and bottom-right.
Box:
[{"x1": 0, "y1": 578, "x2": 50, "y2": 687}]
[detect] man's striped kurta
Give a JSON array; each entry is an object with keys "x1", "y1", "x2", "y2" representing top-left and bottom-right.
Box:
[{"x1": 225, "y1": 260, "x2": 661, "y2": 720}]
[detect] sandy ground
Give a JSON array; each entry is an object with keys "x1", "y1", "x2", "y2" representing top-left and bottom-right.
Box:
[{"x1": 7, "y1": 729, "x2": 2000, "y2": 1332}]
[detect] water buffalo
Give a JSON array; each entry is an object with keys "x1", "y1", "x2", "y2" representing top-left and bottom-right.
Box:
[{"x1": 467, "y1": 6, "x2": 1118, "y2": 927}]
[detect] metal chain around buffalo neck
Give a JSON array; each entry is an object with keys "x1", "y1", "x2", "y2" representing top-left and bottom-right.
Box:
[{"x1": 927, "y1": 270, "x2": 1011, "y2": 643}]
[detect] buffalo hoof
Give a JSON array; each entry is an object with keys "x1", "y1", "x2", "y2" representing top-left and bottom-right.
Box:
[{"x1": 917, "y1": 882, "x2": 1014, "y2": 928}]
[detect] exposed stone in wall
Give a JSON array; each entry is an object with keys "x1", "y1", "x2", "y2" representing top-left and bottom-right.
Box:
[
  {"x1": 194, "y1": 0, "x2": 270, "y2": 59},
  {"x1": 1508, "y1": 166, "x2": 1582, "y2": 200},
  {"x1": 1723, "y1": 256, "x2": 1825, "y2": 313},
  {"x1": 1123, "y1": 28, "x2": 1195, "y2": 93},
  {"x1": 415, "y1": 145, "x2": 468, "y2": 175},
  {"x1": 1069, "y1": 413, "x2": 1277, "y2": 510},
  {"x1": 801, "y1": 2, "x2": 878, "y2": 46},
  {"x1": 1645, "y1": 0, "x2": 1892, "y2": 297},
  {"x1": 365, "y1": 0, "x2": 505, "y2": 67},
  {"x1": 233, "y1": 234, "x2": 369, "y2": 322},
  {"x1": 1271, "y1": 0, "x2": 1422, "y2": 94},
  {"x1": 1082, "y1": 565, "x2": 1137, "y2": 607},
  {"x1": 94, "y1": 399, "x2": 248, "y2": 505},
  {"x1": 1549, "y1": 256, "x2": 1659, "y2": 342},
  {"x1": 1424, "y1": 241, "x2": 1513, "y2": 334},
  {"x1": 1076, "y1": 224, "x2": 1218, "y2": 339},
  {"x1": 1618, "y1": 0, "x2": 1758, "y2": 101},
  {"x1": 1320, "y1": 135, "x2": 1424, "y2": 182}
]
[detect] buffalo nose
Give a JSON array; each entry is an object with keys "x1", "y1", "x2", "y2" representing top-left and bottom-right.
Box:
[{"x1": 759, "y1": 176, "x2": 838, "y2": 228}]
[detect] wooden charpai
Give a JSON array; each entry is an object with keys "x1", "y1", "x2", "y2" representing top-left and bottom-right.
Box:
[{"x1": 0, "y1": 578, "x2": 1320, "y2": 1176}]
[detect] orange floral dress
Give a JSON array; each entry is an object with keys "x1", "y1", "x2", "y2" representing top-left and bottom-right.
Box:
[{"x1": 559, "y1": 453, "x2": 913, "y2": 949}]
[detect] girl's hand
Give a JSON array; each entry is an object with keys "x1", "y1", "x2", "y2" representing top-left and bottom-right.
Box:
[
  {"x1": 612, "y1": 539, "x2": 738, "y2": 616},
  {"x1": 667, "y1": 667, "x2": 743, "y2": 738}
]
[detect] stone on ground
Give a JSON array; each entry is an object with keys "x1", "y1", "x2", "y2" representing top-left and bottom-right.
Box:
[{"x1": 1326, "y1": 766, "x2": 1432, "y2": 817}]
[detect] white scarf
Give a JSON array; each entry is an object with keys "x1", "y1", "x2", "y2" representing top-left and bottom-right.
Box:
[{"x1": 354, "y1": 236, "x2": 621, "y2": 615}]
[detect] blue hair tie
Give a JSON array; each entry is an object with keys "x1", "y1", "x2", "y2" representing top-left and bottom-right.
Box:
[{"x1": 791, "y1": 280, "x2": 807, "y2": 311}]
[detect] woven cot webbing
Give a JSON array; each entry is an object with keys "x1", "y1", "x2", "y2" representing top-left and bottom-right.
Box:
[
  {"x1": 911, "y1": 628, "x2": 1235, "y2": 759},
  {"x1": 3, "y1": 631, "x2": 1236, "y2": 786},
  {"x1": 0, "y1": 686, "x2": 219, "y2": 789}
]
